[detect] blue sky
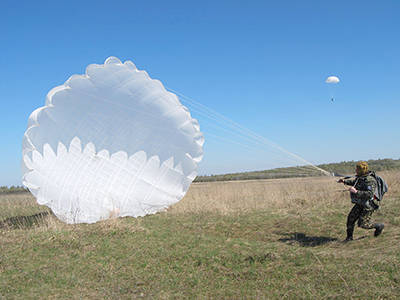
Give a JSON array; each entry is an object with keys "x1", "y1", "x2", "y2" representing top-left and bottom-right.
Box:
[{"x1": 1, "y1": 0, "x2": 399, "y2": 186}]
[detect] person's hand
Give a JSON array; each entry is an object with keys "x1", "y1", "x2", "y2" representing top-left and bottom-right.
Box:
[
  {"x1": 337, "y1": 178, "x2": 344, "y2": 183},
  {"x1": 349, "y1": 187, "x2": 358, "y2": 194}
]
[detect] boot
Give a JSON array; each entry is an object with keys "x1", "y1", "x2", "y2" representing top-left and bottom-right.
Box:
[
  {"x1": 344, "y1": 228, "x2": 353, "y2": 242},
  {"x1": 374, "y1": 223, "x2": 384, "y2": 237}
]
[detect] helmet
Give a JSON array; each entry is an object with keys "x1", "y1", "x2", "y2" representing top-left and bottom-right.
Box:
[{"x1": 356, "y1": 161, "x2": 369, "y2": 176}]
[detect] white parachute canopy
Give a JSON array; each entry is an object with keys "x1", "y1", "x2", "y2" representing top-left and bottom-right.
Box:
[
  {"x1": 22, "y1": 57, "x2": 204, "y2": 224},
  {"x1": 325, "y1": 76, "x2": 340, "y2": 84}
]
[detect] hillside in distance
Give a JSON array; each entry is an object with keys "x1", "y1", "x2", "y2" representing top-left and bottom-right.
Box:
[{"x1": 195, "y1": 158, "x2": 400, "y2": 182}]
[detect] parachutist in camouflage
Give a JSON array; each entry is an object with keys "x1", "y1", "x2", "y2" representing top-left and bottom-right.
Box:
[{"x1": 337, "y1": 161, "x2": 384, "y2": 241}]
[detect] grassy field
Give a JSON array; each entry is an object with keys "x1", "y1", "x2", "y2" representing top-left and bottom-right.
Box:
[{"x1": 1, "y1": 171, "x2": 400, "y2": 298}]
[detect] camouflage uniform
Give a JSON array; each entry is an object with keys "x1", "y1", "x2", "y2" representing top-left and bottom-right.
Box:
[{"x1": 344, "y1": 173, "x2": 378, "y2": 234}]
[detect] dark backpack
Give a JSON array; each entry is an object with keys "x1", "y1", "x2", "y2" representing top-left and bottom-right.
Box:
[{"x1": 370, "y1": 171, "x2": 388, "y2": 201}]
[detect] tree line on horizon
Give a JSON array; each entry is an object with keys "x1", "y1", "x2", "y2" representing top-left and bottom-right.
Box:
[
  {"x1": 194, "y1": 158, "x2": 400, "y2": 182},
  {"x1": 0, "y1": 185, "x2": 28, "y2": 194}
]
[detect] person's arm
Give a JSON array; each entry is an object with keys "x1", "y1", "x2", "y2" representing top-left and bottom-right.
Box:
[{"x1": 343, "y1": 178, "x2": 356, "y2": 186}]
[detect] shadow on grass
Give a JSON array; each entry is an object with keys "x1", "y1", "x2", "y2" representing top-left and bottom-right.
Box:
[
  {"x1": 278, "y1": 232, "x2": 338, "y2": 247},
  {"x1": 0, "y1": 211, "x2": 51, "y2": 229}
]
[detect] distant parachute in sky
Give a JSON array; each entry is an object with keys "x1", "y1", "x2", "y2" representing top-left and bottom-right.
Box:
[
  {"x1": 22, "y1": 57, "x2": 204, "y2": 224},
  {"x1": 325, "y1": 75, "x2": 340, "y2": 101},
  {"x1": 325, "y1": 76, "x2": 340, "y2": 84}
]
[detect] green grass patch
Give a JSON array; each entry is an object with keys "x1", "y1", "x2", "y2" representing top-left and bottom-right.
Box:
[{"x1": 1, "y1": 194, "x2": 400, "y2": 298}]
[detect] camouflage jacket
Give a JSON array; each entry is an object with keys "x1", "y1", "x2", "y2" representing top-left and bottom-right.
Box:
[{"x1": 344, "y1": 173, "x2": 377, "y2": 210}]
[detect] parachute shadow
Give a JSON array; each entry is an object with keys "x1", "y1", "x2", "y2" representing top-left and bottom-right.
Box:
[
  {"x1": 0, "y1": 211, "x2": 52, "y2": 229},
  {"x1": 278, "y1": 232, "x2": 337, "y2": 247}
]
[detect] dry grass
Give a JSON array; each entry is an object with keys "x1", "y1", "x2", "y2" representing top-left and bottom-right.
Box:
[{"x1": 170, "y1": 170, "x2": 400, "y2": 215}]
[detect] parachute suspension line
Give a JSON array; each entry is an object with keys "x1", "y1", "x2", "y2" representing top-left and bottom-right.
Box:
[
  {"x1": 179, "y1": 102, "x2": 266, "y2": 148},
  {"x1": 174, "y1": 91, "x2": 285, "y2": 151},
  {"x1": 167, "y1": 87, "x2": 332, "y2": 177},
  {"x1": 167, "y1": 89, "x2": 274, "y2": 150},
  {"x1": 205, "y1": 132, "x2": 273, "y2": 153},
  {"x1": 194, "y1": 132, "x2": 319, "y2": 177},
  {"x1": 205, "y1": 131, "x2": 320, "y2": 173},
  {"x1": 177, "y1": 93, "x2": 330, "y2": 176},
  {"x1": 175, "y1": 97, "x2": 324, "y2": 175},
  {"x1": 194, "y1": 132, "x2": 324, "y2": 176}
]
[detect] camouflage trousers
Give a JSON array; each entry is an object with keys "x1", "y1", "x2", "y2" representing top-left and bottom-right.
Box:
[{"x1": 347, "y1": 204, "x2": 375, "y2": 231}]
